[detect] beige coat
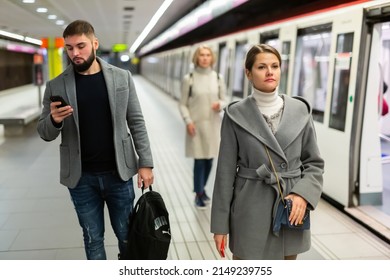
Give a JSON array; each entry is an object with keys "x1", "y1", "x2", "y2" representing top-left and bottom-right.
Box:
[{"x1": 179, "y1": 67, "x2": 227, "y2": 159}]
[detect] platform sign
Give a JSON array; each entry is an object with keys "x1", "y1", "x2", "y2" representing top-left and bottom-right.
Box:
[
  {"x1": 33, "y1": 54, "x2": 44, "y2": 86},
  {"x1": 33, "y1": 53, "x2": 44, "y2": 107},
  {"x1": 112, "y1": 44, "x2": 128, "y2": 52}
]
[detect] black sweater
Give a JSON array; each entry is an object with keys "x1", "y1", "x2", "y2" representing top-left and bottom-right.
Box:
[{"x1": 75, "y1": 71, "x2": 116, "y2": 172}]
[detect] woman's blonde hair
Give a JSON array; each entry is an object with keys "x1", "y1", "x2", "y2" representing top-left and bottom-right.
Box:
[{"x1": 192, "y1": 45, "x2": 215, "y2": 67}]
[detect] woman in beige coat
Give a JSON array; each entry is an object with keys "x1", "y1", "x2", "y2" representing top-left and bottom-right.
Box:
[
  {"x1": 211, "y1": 44, "x2": 324, "y2": 259},
  {"x1": 179, "y1": 45, "x2": 227, "y2": 208}
]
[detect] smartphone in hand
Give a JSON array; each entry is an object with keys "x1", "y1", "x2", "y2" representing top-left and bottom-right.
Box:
[{"x1": 50, "y1": 95, "x2": 68, "y2": 108}]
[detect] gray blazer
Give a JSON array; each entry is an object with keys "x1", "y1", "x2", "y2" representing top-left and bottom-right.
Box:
[
  {"x1": 210, "y1": 95, "x2": 324, "y2": 259},
  {"x1": 37, "y1": 57, "x2": 153, "y2": 188}
]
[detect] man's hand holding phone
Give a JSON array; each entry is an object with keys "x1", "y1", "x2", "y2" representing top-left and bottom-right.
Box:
[{"x1": 50, "y1": 95, "x2": 73, "y2": 123}]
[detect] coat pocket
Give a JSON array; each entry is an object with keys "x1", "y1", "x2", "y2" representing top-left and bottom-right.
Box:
[
  {"x1": 59, "y1": 144, "x2": 70, "y2": 178},
  {"x1": 231, "y1": 177, "x2": 247, "y2": 214},
  {"x1": 122, "y1": 135, "x2": 137, "y2": 169}
]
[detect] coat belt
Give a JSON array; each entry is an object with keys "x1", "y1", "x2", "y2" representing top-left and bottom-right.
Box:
[
  {"x1": 237, "y1": 165, "x2": 301, "y2": 236},
  {"x1": 237, "y1": 165, "x2": 301, "y2": 191}
]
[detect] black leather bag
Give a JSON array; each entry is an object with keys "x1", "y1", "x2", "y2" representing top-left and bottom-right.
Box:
[{"x1": 122, "y1": 185, "x2": 171, "y2": 260}]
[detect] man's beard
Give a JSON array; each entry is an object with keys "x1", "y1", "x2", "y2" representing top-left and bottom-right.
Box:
[{"x1": 71, "y1": 51, "x2": 95, "y2": 73}]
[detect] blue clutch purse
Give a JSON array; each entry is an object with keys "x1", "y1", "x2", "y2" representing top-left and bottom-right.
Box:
[
  {"x1": 277, "y1": 199, "x2": 310, "y2": 230},
  {"x1": 264, "y1": 144, "x2": 310, "y2": 234}
]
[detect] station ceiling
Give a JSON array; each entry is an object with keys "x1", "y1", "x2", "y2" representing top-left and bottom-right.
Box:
[
  {"x1": 0, "y1": 0, "x2": 361, "y2": 55},
  {"x1": 0, "y1": 0, "x2": 204, "y2": 52}
]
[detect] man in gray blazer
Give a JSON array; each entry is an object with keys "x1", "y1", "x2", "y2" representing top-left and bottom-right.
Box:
[{"x1": 37, "y1": 20, "x2": 154, "y2": 260}]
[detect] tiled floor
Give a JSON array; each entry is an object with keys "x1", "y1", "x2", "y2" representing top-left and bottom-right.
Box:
[{"x1": 0, "y1": 77, "x2": 389, "y2": 260}]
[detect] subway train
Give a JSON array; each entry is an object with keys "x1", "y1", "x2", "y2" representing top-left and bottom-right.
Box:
[{"x1": 140, "y1": 0, "x2": 390, "y2": 234}]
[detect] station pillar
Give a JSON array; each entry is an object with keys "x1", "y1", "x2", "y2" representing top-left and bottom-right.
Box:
[{"x1": 41, "y1": 37, "x2": 64, "y2": 79}]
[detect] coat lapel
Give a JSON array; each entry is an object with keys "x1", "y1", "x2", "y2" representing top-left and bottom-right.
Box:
[
  {"x1": 63, "y1": 66, "x2": 79, "y2": 130},
  {"x1": 225, "y1": 95, "x2": 312, "y2": 160},
  {"x1": 225, "y1": 97, "x2": 286, "y2": 159},
  {"x1": 275, "y1": 95, "x2": 310, "y2": 150},
  {"x1": 98, "y1": 58, "x2": 117, "y2": 119}
]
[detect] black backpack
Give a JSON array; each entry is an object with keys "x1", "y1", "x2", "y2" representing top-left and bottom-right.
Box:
[{"x1": 122, "y1": 185, "x2": 171, "y2": 260}]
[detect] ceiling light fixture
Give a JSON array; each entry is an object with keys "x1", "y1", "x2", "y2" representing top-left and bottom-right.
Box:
[
  {"x1": 0, "y1": 30, "x2": 25, "y2": 41},
  {"x1": 36, "y1": 7, "x2": 48, "y2": 13},
  {"x1": 25, "y1": 36, "x2": 42, "y2": 45},
  {"x1": 129, "y1": 0, "x2": 173, "y2": 54}
]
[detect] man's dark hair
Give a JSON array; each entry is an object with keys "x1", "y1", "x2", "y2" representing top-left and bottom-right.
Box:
[{"x1": 63, "y1": 20, "x2": 95, "y2": 39}]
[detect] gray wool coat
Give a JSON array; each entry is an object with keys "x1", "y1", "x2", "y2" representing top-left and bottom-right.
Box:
[
  {"x1": 210, "y1": 95, "x2": 324, "y2": 260},
  {"x1": 37, "y1": 57, "x2": 153, "y2": 188}
]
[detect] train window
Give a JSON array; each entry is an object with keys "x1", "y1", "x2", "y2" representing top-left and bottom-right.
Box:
[
  {"x1": 179, "y1": 52, "x2": 185, "y2": 80},
  {"x1": 232, "y1": 41, "x2": 248, "y2": 98},
  {"x1": 329, "y1": 33, "x2": 354, "y2": 131},
  {"x1": 183, "y1": 50, "x2": 191, "y2": 77},
  {"x1": 173, "y1": 54, "x2": 181, "y2": 80},
  {"x1": 260, "y1": 29, "x2": 280, "y2": 51},
  {"x1": 218, "y1": 43, "x2": 230, "y2": 90},
  {"x1": 280, "y1": 41, "x2": 291, "y2": 94},
  {"x1": 292, "y1": 25, "x2": 332, "y2": 123},
  {"x1": 264, "y1": 38, "x2": 281, "y2": 53}
]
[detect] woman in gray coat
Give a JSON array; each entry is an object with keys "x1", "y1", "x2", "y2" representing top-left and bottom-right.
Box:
[
  {"x1": 179, "y1": 45, "x2": 227, "y2": 209},
  {"x1": 211, "y1": 44, "x2": 324, "y2": 260}
]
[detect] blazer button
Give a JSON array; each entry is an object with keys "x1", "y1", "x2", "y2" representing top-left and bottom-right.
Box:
[{"x1": 280, "y1": 163, "x2": 287, "y2": 169}]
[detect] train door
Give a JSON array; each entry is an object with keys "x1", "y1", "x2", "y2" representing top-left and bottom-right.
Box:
[
  {"x1": 292, "y1": 23, "x2": 332, "y2": 123},
  {"x1": 360, "y1": 20, "x2": 390, "y2": 213},
  {"x1": 279, "y1": 25, "x2": 296, "y2": 96},
  {"x1": 260, "y1": 30, "x2": 285, "y2": 95},
  {"x1": 182, "y1": 48, "x2": 191, "y2": 79},
  {"x1": 232, "y1": 40, "x2": 249, "y2": 100},
  {"x1": 279, "y1": 42, "x2": 291, "y2": 95},
  {"x1": 217, "y1": 42, "x2": 231, "y2": 99},
  {"x1": 172, "y1": 53, "x2": 182, "y2": 100},
  {"x1": 291, "y1": 22, "x2": 356, "y2": 206},
  {"x1": 260, "y1": 30, "x2": 280, "y2": 52}
]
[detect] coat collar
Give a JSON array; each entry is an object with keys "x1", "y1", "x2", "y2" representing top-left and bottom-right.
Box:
[{"x1": 225, "y1": 95, "x2": 311, "y2": 159}]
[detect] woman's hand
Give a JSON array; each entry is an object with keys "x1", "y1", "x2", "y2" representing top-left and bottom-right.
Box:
[
  {"x1": 284, "y1": 194, "x2": 307, "y2": 226},
  {"x1": 186, "y1": 123, "x2": 196, "y2": 136},
  {"x1": 214, "y1": 234, "x2": 227, "y2": 258},
  {"x1": 211, "y1": 101, "x2": 221, "y2": 112}
]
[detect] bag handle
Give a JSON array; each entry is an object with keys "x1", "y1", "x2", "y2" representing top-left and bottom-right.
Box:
[
  {"x1": 264, "y1": 144, "x2": 285, "y2": 206},
  {"x1": 141, "y1": 184, "x2": 153, "y2": 194},
  {"x1": 188, "y1": 71, "x2": 220, "y2": 99},
  {"x1": 188, "y1": 72, "x2": 193, "y2": 98}
]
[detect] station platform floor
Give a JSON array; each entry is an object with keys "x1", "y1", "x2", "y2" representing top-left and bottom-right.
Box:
[{"x1": 0, "y1": 76, "x2": 389, "y2": 260}]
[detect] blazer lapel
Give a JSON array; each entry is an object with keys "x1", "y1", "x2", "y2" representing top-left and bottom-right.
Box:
[
  {"x1": 98, "y1": 58, "x2": 117, "y2": 119},
  {"x1": 63, "y1": 67, "x2": 79, "y2": 129}
]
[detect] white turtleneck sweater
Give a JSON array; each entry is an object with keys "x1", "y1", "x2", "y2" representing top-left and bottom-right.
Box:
[{"x1": 251, "y1": 87, "x2": 284, "y2": 134}]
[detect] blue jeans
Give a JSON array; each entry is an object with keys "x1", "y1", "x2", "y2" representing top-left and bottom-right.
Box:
[
  {"x1": 68, "y1": 171, "x2": 135, "y2": 260},
  {"x1": 193, "y1": 159, "x2": 213, "y2": 194}
]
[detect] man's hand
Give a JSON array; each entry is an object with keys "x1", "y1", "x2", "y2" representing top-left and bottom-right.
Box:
[
  {"x1": 138, "y1": 167, "x2": 154, "y2": 188},
  {"x1": 50, "y1": 102, "x2": 73, "y2": 123}
]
